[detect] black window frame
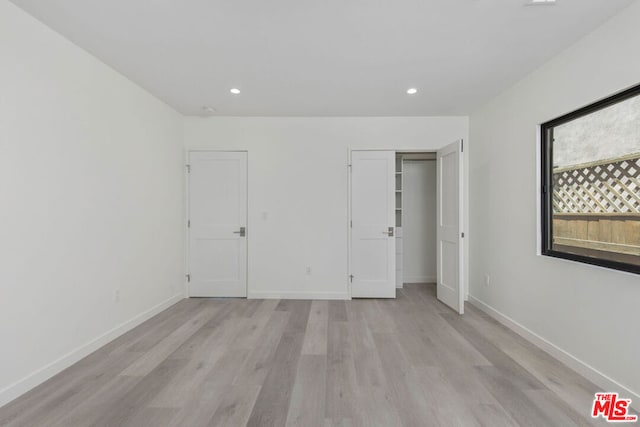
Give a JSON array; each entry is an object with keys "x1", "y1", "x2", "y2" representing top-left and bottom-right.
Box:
[{"x1": 541, "y1": 83, "x2": 640, "y2": 275}]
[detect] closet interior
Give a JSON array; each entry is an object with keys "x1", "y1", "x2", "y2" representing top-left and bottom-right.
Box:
[{"x1": 395, "y1": 152, "x2": 437, "y2": 288}]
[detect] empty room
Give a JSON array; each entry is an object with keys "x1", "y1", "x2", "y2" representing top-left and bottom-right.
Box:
[{"x1": 1, "y1": 0, "x2": 640, "y2": 425}]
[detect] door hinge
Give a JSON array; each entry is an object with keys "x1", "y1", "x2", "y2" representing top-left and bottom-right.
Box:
[
  {"x1": 461, "y1": 139, "x2": 464, "y2": 153},
  {"x1": 350, "y1": 220, "x2": 353, "y2": 228},
  {"x1": 186, "y1": 274, "x2": 191, "y2": 283},
  {"x1": 187, "y1": 220, "x2": 191, "y2": 228},
  {"x1": 186, "y1": 164, "x2": 191, "y2": 173},
  {"x1": 461, "y1": 232, "x2": 465, "y2": 238},
  {"x1": 349, "y1": 274, "x2": 354, "y2": 283}
]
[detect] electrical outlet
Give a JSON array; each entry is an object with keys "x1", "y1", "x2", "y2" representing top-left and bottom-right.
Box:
[
  {"x1": 306, "y1": 266, "x2": 312, "y2": 275},
  {"x1": 484, "y1": 274, "x2": 490, "y2": 287}
]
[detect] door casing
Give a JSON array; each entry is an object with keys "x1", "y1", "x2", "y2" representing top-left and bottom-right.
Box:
[
  {"x1": 348, "y1": 146, "x2": 466, "y2": 304},
  {"x1": 185, "y1": 150, "x2": 248, "y2": 298}
]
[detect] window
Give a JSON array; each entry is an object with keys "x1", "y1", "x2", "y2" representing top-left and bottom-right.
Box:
[{"x1": 541, "y1": 84, "x2": 640, "y2": 274}]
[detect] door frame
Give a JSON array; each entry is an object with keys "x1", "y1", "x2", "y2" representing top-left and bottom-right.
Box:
[
  {"x1": 348, "y1": 146, "x2": 467, "y2": 302},
  {"x1": 349, "y1": 150, "x2": 397, "y2": 298},
  {"x1": 185, "y1": 150, "x2": 249, "y2": 298}
]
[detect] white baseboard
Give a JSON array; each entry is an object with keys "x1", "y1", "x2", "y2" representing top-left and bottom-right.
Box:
[
  {"x1": 0, "y1": 293, "x2": 184, "y2": 408},
  {"x1": 404, "y1": 276, "x2": 436, "y2": 284},
  {"x1": 468, "y1": 295, "x2": 640, "y2": 411},
  {"x1": 248, "y1": 291, "x2": 350, "y2": 300}
]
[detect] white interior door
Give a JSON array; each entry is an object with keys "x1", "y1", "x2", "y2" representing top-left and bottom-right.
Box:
[
  {"x1": 436, "y1": 140, "x2": 464, "y2": 314},
  {"x1": 188, "y1": 151, "x2": 247, "y2": 297},
  {"x1": 350, "y1": 151, "x2": 396, "y2": 298}
]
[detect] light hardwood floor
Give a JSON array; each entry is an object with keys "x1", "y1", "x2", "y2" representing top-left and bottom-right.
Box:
[{"x1": 0, "y1": 284, "x2": 619, "y2": 426}]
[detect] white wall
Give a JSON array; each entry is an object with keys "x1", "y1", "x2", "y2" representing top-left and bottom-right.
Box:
[
  {"x1": 184, "y1": 117, "x2": 468, "y2": 299},
  {"x1": 469, "y1": 1, "x2": 640, "y2": 404},
  {"x1": 0, "y1": 1, "x2": 185, "y2": 406},
  {"x1": 402, "y1": 161, "x2": 437, "y2": 283}
]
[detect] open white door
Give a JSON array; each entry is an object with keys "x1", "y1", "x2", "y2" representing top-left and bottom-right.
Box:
[
  {"x1": 436, "y1": 140, "x2": 464, "y2": 314},
  {"x1": 350, "y1": 151, "x2": 396, "y2": 298},
  {"x1": 188, "y1": 151, "x2": 247, "y2": 297}
]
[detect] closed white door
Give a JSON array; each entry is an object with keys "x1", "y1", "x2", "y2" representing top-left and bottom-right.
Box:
[
  {"x1": 436, "y1": 140, "x2": 464, "y2": 314},
  {"x1": 350, "y1": 151, "x2": 396, "y2": 298},
  {"x1": 188, "y1": 151, "x2": 247, "y2": 297}
]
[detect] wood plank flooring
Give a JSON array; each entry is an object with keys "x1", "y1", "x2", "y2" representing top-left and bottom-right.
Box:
[{"x1": 0, "y1": 284, "x2": 618, "y2": 426}]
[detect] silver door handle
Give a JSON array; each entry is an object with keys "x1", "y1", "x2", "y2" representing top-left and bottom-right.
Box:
[
  {"x1": 383, "y1": 227, "x2": 394, "y2": 237},
  {"x1": 233, "y1": 227, "x2": 246, "y2": 237}
]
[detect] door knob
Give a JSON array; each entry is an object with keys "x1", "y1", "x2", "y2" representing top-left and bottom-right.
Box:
[
  {"x1": 383, "y1": 227, "x2": 394, "y2": 237},
  {"x1": 233, "y1": 227, "x2": 246, "y2": 237}
]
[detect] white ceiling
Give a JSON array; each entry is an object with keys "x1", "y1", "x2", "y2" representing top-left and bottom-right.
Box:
[{"x1": 10, "y1": 0, "x2": 634, "y2": 116}]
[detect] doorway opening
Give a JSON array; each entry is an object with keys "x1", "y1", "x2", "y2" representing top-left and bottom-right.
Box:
[
  {"x1": 349, "y1": 142, "x2": 464, "y2": 313},
  {"x1": 395, "y1": 152, "x2": 437, "y2": 289}
]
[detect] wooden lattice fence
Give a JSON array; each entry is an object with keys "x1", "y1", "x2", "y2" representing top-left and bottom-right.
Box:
[
  {"x1": 553, "y1": 152, "x2": 640, "y2": 214},
  {"x1": 552, "y1": 153, "x2": 640, "y2": 258}
]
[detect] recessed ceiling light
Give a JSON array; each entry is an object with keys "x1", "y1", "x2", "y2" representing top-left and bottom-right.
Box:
[
  {"x1": 407, "y1": 88, "x2": 418, "y2": 95},
  {"x1": 202, "y1": 106, "x2": 216, "y2": 115},
  {"x1": 526, "y1": 0, "x2": 556, "y2": 6},
  {"x1": 230, "y1": 88, "x2": 241, "y2": 94}
]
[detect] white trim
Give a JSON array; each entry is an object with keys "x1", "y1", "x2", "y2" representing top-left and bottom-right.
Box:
[
  {"x1": 185, "y1": 150, "x2": 192, "y2": 297},
  {"x1": 184, "y1": 149, "x2": 190, "y2": 297},
  {"x1": 248, "y1": 291, "x2": 350, "y2": 300},
  {"x1": 0, "y1": 293, "x2": 184, "y2": 408},
  {"x1": 404, "y1": 276, "x2": 437, "y2": 284},
  {"x1": 468, "y1": 294, "x2": 640, "y2": 411},
  {"x1": 347, "y1": 147, "x2": 353, "y2": 298}
]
